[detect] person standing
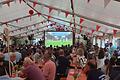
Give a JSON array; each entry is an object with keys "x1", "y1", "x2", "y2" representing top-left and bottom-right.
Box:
[{"x1": 42, "y1": 49, "x2": 56, "y2": 80}]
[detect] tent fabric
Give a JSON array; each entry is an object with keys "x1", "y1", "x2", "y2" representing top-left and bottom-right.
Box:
[{"x1": 0, "y1": 0, "x2": 120, "y2": 38}]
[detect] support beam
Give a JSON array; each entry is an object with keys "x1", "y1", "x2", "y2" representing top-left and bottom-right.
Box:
[
  {"x1": 29, "y1": 0, "x2": 120, "y2": 29},
  {"x1": 0, "y1": 13, "x2": 38, "y2": 25},
  {"x1": 0, "y1": 0, "x2": 14, "y2": 5},
  {"x1": 13, "y1": 22, "x2": 55, "y2": 36},
  {"x1": 0, "y1": 20, "x2": 47, "y2": 36}
]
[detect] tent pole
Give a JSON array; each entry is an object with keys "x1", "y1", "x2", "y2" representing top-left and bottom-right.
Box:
[{"x1": 29, "y1": 0, "x2": 120, "y2": 29}]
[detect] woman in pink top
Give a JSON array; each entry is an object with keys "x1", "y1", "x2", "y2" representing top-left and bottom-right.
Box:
[{"x1": 42, "y1": 50, "x2": 56, "y2": 80}]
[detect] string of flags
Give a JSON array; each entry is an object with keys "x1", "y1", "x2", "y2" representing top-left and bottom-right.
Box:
[{"x1": 0, "y1": 0, "x2": 118, "y2": 37}]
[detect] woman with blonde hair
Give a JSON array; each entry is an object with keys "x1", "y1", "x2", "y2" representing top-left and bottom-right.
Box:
[{"x1": 76, "y1": 48, "x2": 87, "y2": 68}]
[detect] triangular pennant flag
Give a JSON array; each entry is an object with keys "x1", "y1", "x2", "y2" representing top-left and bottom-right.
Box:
[
  {"x1": 41, "y1": 21, "x2": 43, "y2": 24},
  {"x1": 34, "y1": 24, "x2": 36, "y2": 27},
  {"x1": 48, "y1": 16, "x2": 51, "y2": 20},
  {"x1": 5, "y1": 22, "x2": 8, "y2": 26},
  {"x1": 88, "y1": 0, "x2": 90, "y2": 3},
  {"x1": 19, "y1": 0, "x2": 22, "y2": 4},
  {"x1": 37, "y1": 12, "x2": 41, "y2": 17},
  {"x1": 91, "y1": 29, "x2": 95, "y2": 34},
  {"x1": 80, "y1": 18, "x2": 84, "y2": 24},
  {"x1": 49, "y1": 7, "x2": 53, "y2": 13},
  {"x1": 80, "y1": 26, "x2": 82, "y2": 33},
  {"x1": 6, "y1": 1, "x2": 10, "y2": 7},
  {"x1": 33, "y1": 1, "x2": 37, "y2": 7},
  {"x1": 16, "y1": 19, "x2": 19, "y2": 23},
  {"x1": 65, "y1": 12, "x2": 69, "y2": 17},
  {"x1": 113, "y1": 29, "x2": 117, "y2": 37},
  {"x1": 70, "y1": 22, "x2": 72, "y2": 26},
  {"x1": 96, "y1": 25, "x2": 101, "y2": 31},
  {"x1": 104, "y1": 0, "x2": 111, "y2": 8}
]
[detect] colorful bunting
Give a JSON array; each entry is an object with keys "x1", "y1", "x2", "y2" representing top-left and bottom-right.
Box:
[
  {"x1": 104, "y1": 0, "x2": 111, "y2": 8},
  {"x1": 80, "y1": 18, "x2": 84, "y2": 24},
  {"x1": 96, "y1": 25, "x2": 101, "y2": 31}
]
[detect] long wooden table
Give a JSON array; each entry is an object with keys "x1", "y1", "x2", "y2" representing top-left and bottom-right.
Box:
[{"x1": 67, "y1": 69, "x2": 87, "y2": 80}]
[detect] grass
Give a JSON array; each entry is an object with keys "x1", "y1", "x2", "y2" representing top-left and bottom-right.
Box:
[{"x1": 45, "y1": 40, "x2": 73, "y2": 47}]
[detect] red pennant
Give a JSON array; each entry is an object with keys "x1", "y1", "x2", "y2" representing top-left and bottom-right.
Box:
[
  {"x1": 87, "y1": 32, "x2": 90, "y2": 35},
  {"x1": 113, "y1": 29, "x2": 117, "y2": 37},
  {"x1": 49, "y1": 7, "x2": 53, "y2": 13},
  {"x1": 80, "y1": 18, "x2": 84, "y2": 24},
  {"x1": 65, "y1": 12, "x2": 69, "y2": 17},
  {"x1": 80, "y1": 26, "x2": 82, "y2": 33},
  {"x1": 48, "y1": 16, "x2": 51, "y2": 20},
  {"x1": 96, "y1": 25, "x2": 101, "y2": 31},
  {"x1": 91, "y1": 29, "x2": 95, "y2": 34},
  {"x1": 37, "y1": 12, "x2": 41, "y2": 17},
  {"x1": 33, "y1": 1, "x2": 37, "y2": 7}
]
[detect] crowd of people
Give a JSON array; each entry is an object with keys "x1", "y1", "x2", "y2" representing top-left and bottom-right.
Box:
[{"x1": 0, "y1": 41, "x2": 120, "y2": 80}]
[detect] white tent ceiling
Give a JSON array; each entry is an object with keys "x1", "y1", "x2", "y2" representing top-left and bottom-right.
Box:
[{"x1": 0, "y1": 0, "x2": 120, "y2": 38}]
